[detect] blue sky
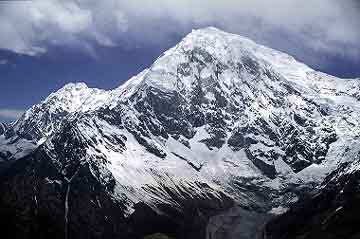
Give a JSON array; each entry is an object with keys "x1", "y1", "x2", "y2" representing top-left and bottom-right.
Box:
[{"x1": 0, "y1": 0, "x2": 359, "y2": 122}]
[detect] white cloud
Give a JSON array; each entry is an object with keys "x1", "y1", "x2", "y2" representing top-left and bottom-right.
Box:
[
  {"x1": 0, "y1": 109, "x2": 24, "y2": 121},
  {"x1": 0, "y1": 0, "x2": 359, "y2": 62}
]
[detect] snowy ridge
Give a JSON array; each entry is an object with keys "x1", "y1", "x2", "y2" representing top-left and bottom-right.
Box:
[
  {"x1": 27, "y1": 82, "x2": 110, "y2": 116},
  {"x1": 1, "y1": 27, "x2": 360, "y2": 218}
]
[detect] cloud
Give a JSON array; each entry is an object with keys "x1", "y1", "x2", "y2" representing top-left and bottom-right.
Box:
[
  {"x1": 0, "y1": 0, "x2": 359, "y2": 63},
  {"x1": 0, "y1": 59, "x2": 7, "y2": 65},
  {"x1": 0, "y1": 109, "x2": 24, "y2": 121}
]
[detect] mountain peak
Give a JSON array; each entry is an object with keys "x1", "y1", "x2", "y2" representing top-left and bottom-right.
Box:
[
  {"x1": 189, "y1": 26, "x2": 254, "y2": 42},
  {"x1": 61, "y1": 82, "x2": 88, "y2": 90},
  {"x1": 43, "y1": 82, "x2": 107, "y2": 113},
  {"x1": 135, "y1": 26, "x2": 313, "y2": 94},
  {"x1": 47, "y1": 82, "x2": 89, "y2": 100}
]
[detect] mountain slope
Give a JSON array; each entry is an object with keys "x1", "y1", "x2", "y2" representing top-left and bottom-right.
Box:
[
  {"x1": 0, "y1": 27, "x2": 359, "y2": 239},
  {"x1": 264, "y1": 159, "x2": 360, "y2": 239}
]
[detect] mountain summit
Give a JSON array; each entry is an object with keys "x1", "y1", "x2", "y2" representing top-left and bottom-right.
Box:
[{"x1": 1, "y1": 27, "x2": 359, "y2": 239}]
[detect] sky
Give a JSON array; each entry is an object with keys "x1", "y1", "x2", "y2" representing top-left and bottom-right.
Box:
[{"x1": 0, "y1": 0, "x2": 359, "y2": 122}]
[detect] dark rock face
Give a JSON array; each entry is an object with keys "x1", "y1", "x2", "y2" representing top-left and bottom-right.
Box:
[
  {"x1": 245, "y1": 149, "x2": 276, "y2": 179},
  {"x1": 0, "y1": 122, "x2": 7, "y2": 135},
  {"x1": 264, "y1": 161, "x2": 360, "y2": 239},
  {"x1": 0, "y1": 151, "x2": 128, "y2": 239}
]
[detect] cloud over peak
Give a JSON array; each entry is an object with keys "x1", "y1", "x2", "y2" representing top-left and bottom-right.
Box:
[{"x1": 0, "y1": 0, "x2": 359, "y2": 62}]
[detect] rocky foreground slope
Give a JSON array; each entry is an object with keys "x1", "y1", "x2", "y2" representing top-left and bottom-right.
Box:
[{"x1": 0, "y1": 27, "x2": 359, "y2": 239}]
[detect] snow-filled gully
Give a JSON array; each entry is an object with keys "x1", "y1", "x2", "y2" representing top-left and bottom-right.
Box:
[{"x1": 62, "y1": 168, "x2": 79, "y2": 239}]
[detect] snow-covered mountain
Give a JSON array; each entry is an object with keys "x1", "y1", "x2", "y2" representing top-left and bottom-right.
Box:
[{"x1": 0, "y1": 27, "x2": 359, "y2": 239}]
